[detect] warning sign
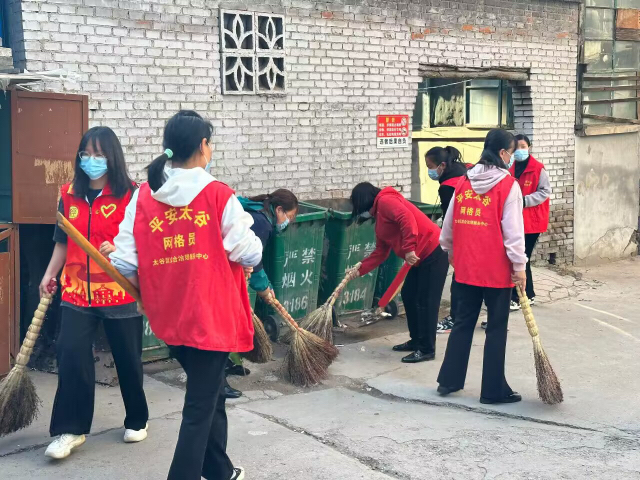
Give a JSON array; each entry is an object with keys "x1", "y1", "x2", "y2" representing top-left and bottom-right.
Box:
[{"x1": 376, "y1": 115, "x2": 410, "y2": 149}]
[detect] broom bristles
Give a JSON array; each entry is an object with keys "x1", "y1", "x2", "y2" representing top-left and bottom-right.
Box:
[
  {"x1": 532, "y1": 337, "x2": 563, "y2": 405},
  {"x1": 298, "y1": 305, "x2": 333, "y2": 344},
  {"x1": 0, "y1": 368, "x2": 41, "y2": 436},
  {"x1": 282, "y1": 328, "x2": 339, "y2": 387},
  {"x1": 242, "y1": 312, "x2": 273, "y2": 364}
]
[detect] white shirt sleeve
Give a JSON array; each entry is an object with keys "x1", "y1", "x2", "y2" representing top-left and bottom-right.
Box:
[
  {"x1": 439, "y1": 205, "x2": 454, "y2": 254},
  {"x1": 524, "y1": 169, "x2": 552, "y2": 207},
  {"x1": 221, "y1": 195, "x2": 263, "y2": 267},
  {"x1": 110, "y1": 188, "x2": 140, "y2": 278},
  {"x1": 501, "y1": 182, "x2": 527, "y2": 272}
]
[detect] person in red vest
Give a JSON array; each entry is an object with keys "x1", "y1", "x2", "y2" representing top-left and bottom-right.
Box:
[
  {"x1": 111, "y1": 110, "x2": 262, "y2": 480},
  {"x1": 349, "y1": 183, "x2": 448, "y2": 363},
  {"x1": 39, "y1": 127, "x2": 149, "y2": 460},
  {"x1": 437, "y1": 128, "x2": 527, "y2": 404},
  {"x1": 425, "y1": 146, "x2": 468, "y2": 334},
  {"x1": 508, "y1": 134, "x2": 551, "y2": 310}
]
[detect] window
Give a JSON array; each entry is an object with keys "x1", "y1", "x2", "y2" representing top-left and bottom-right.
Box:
[
  {"x1": 413, "y1": 78, "x2": 513, "y2": 130},
  {"x1": 220, "y1": 10, "x2": 285, "y2": 95}
]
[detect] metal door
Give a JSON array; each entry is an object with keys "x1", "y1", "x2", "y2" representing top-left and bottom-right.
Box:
[
  {"x1": 11, "y1": 90, "x2": 88, "y2": 224},
  {"x1": 0, "y1": 229, "x2": 11, "y2": 376}
]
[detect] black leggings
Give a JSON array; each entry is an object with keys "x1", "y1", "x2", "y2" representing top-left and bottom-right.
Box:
[
  {"x1": 400, "y1": 246, "x2": 449, "y2": 353},
  {"x1": 50, "y1": 307, "x2": 148, "y2": 436},
  {"x1": 512, "y1": 233, "x2": 540, "y2": 302},
  {"x1": 438, "y1": 282, "x2": 513, "y2": 400}
]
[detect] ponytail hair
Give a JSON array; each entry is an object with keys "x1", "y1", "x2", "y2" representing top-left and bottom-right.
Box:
[
  {"x1": 477, "y1": 128, "x2": 515, "y2": 171},
  {"x1": 249, "y1": 189, "x2": 299, "y2": 216},
  {"x1": 425, "y1": 145, "x2": 463, "y2": 167},
  {"x1": 147, "y1": 110, "x2": 214, "y2": 191}
]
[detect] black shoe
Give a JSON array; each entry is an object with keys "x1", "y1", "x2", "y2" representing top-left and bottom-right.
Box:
[
  {"x1": 437, "y1": 385, "x2": 461, "y2": 396},
  {"x1": 226, "y1": 364, "x2": 251, "y2": 376},
  {"x1": 224, "y1": 380, "x2": 243, "y2": 399},
  {"x1": 392, "y1": 340, "x2": 415, "y2": 352},
  {"x1": 480, "y1": 392, "x2": 522, "y2": 404},
  {"x1": 401, "y1": 350, "x2": 435, "y2": 363},
  {"x1": 230, "y1": 467, "x2": 245, "y2": 480}
]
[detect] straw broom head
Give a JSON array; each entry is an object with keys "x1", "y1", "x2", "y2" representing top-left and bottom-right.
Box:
[
  {"x1": 517, "y1": 286, "x2": 563, "y2": 405},
  {"x1": 268, "y1": 296, "x2": 339, "y2": 387},
  {"x1": 242, "y1": 312, "x2": 273, "y2": 364},
  {"x1": 0, "y1": 294, "x2": 51, "y2": 436}
]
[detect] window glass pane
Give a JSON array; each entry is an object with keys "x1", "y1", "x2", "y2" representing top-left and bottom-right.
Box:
[
  {"x1": 584, "y1": 91, "x2": 613, "y2": 118},
  {"x1": 584, "y1": 40, "x2": 614, "y2": 71},
  {"x1": 468, "y1": 88, "x2": 499, "y2": 126},
  {"x1": 614, "y1": 41, "x2": 640, "y2": 70},
  {"x1": 429, "y1": 79, "x2": 465, "y2": 127},
  {"x1": 616, "y1": 0, "x2": 640, "y2": 8},
  {"x1": 584, "y1": 8, "x2": 614, "y2": 40},
  {"x1": 586, "y1": 0, "x2": 613, "y2": 6},
  {"x1": 501, "y1": 87, "x2": 513, "y2": 126},
  {"x1": 468, "y1": 79, "x2": 499, "y2": 88},
  {"x1": 612, "y1": 90, "x2": 638, "y2": 119}
]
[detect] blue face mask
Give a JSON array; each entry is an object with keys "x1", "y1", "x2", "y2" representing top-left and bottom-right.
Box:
[
  {"x1": 80, "y1": 156, "x2": 108, "y2": 180},
  {"x1": 276, "y1": 217, "x2": 289, "y2": 234},
  {"x1": 427, "y1": 168, "x2": 441, "y2": 180},
  {"x1": 514, "y1": 149, "x2": 529, "y2": 162}
]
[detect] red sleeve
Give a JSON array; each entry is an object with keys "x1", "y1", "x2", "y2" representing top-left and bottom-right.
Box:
[
  {"x1": 380, "y1": 195, "x2": 418, "y2": 256},
  {"x1": 359, "y1": 240, "x2": 391, "y2": 276}
]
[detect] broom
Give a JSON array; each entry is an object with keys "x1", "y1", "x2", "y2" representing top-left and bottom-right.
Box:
[
  {"x1": 298, "y1": 262, "x2": 361, "y2": 343},
  {"x1": 516, "y1": 285, "x2": 563, "y2": 405},
  {"x1": 0, "y1": 293, "x2": 52, "y2": 436},
  {"x1": 242, "y1": 277, "x2": 272, "y2": 364},
  {"x1": 267, "y1": 295, "x2": 339, "y2": 387}
]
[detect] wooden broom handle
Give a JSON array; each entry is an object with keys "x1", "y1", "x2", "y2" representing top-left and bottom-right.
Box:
[
  {"x1": 267, "y1": 296, "x2": 301, "y2": 331},
  {"x1": 56, "y1": 212, "x2": 142, "y2": 302},
  {"x1": 516, "y1": 285, "x2": 538, "y2": 338},
  {"x1": 327, "y1": 262, "x2": 361, "y2": 307},
  {"x1": 14, "y1": 294, "x2": 52, "y2": 369}
]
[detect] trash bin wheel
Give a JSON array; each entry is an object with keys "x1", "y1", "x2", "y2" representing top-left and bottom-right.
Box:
[
  {"x1": 373, "y1": 297, "x2": 399, "y2": 320},
  {"x1": 264, "y1": 315, "x2": 280, "y2": 342}
]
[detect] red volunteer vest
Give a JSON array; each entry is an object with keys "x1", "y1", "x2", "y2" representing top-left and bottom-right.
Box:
[
  {"x1": 133, "y1": 181, "x2": 253, "y2": 352},
  {"x1": 509, "y1": 156, "x2": 549, "y2": 234},
  {"x1": 452, "y1": 175, "x2": 516, "y2": 288},
  {"x1": 441, "y1": 177, "x2": 462, "y2": 188},
  {"x1": 60, "y1": 183, "x2": 136, "y2": 307}
]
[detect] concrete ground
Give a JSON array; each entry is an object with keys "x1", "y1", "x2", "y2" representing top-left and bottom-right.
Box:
[{"x1": 1, "y1": 259, "x2": 639, "y2": 479}]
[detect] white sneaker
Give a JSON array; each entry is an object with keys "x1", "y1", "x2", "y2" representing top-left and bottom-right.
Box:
[
  {"x1": 45, "y1": 434, "x2": 86, "y2": 459},
  {"x1": 230, "y1": 467, "x2": 245, "y2": 480},
  {"x1": 529, "y1": 297, "x2": 536, "y2": 306},
  {"x1": 510, "y1": 301, "x2": 521, "y2": 311},
  {"x1": 124, "y1": 423, "x2": 148, "y2": 443}
]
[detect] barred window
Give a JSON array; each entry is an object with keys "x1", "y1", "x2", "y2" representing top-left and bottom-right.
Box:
[{"x1": 220, "y1": 10, "x2": 285, "y2": 95}]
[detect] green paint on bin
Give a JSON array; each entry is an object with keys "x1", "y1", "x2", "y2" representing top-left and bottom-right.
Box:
[
  {"x1": 255, "y1": 203, "x2": 327, "y2": 331},
  {"x1": 141, "y1": 315, "x2": 170, "y2": 363},
  {"x1": 302, "y1": 199, "x2": 378, "y2": 317}
]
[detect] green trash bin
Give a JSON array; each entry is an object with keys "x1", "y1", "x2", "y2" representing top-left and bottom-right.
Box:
[
  {"x1": 141, "y1": 316, "x2": 170, "y2": 363},
  {"x1": 302, "y1": 199, "x2": 378, "y2": 319},
  {"x1": 255, "y1": 203, "x2": 327, "y2": 340},
  {"x1": 373, "y1": 201, "x2": 443, "y2": 318}
]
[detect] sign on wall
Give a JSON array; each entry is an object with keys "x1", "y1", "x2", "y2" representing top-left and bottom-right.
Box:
[{"x1": 376, "y1": 115, "x2": 410, "y2": 148}]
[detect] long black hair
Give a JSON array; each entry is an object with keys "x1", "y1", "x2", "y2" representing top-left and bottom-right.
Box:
[
  {"x1": 477, "y1": 128, "x2": 515, "y2": 170},
  {"x1": 249, "y1": 189, "x2": 299, "y2": 216},
  {"x1": 72, "y1": 126, "x2": 135, "y2": 199},
  {"x1": 147, "y1": 110, "x2": 214, "y2": 191},
  {"x1": 351, "y1": 182, "x2": 381, "y2": 217},
  {"x1": 425, "y1": 145, "x2": 463, "y2": 168}
]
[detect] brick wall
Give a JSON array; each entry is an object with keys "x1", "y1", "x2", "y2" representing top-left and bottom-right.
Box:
[{"x1": 14, "y1": 0, "x2": 579, "y2": 263}]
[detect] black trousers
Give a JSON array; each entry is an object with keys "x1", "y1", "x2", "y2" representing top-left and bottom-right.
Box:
[
  {"x1": 168, "y1": 347, "x2": 234, "y2": 480},
  {"x1": 449, "y1": 271, "x2": 459, "y2": 321},
  {"x1": 512, "y1": 233, "x2": 540, "y2": 302},
  {"x1": 437, "y1": 282, "x2": 514, "y2": 400},
  {"x1": 50, "y1": 307, "x2": 149, "y2": 436},
  {"x1": 401, "y1": 246, "x2": 449, "y2": 354}
]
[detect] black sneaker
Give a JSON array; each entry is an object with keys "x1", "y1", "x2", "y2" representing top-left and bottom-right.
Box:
[
  {"x1": 481, "y1": 321, "x2": 487, "y2": 329},
  {"x1": 437, "y1": 317, "x2": 454, "y2": 334},
  {"x1": 401, "y1": 350, "x2": 435, "y2": 363},
  {"x1": 230, "y1": 467, "x2": 245, "y2": 480},
  {"x1": 480, "y1": 392, "x2": 522, "y2": 404},
  {"x1": 510, "y1": 300, "x2": 521, "y2": 312},
  {"x1": 392, "y1": 340, "x2": 415, "y2": 352}
]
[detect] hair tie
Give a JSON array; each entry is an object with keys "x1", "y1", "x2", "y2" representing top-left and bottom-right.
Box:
[{"x1": 164, "y1": 148, "x2": 173, "y2": 159}]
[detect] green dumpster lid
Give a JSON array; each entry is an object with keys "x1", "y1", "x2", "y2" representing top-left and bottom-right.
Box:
[
  {"x1": 301, "y1": 199, "x2": 354, "y2": 220},
  {"x1": 294, "y1": 202, "x2": 327, "y2": 222}
]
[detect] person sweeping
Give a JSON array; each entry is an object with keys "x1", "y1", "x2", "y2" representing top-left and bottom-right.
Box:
[
  {"x1": 508, "y1": 134, "x2": 551, "y2": 311},
  {"x1": 437, "y1": 128, "x2": 528, "y2": 404},
  {"x1": 349, "y1": 183, "x2": 448, "y2": 364},
  {"x1": 226, "y1": 189, "x2": 299, "y2": 397},
  {"x1": 425, "y1": 146, "x2": 468, "y2": 334},
  {"x1": 38, "y1": 126, "x2": 149, "y2": 460},
  {"x1": 110, "y1": 110, "x2": 262, "y2": 480}
]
